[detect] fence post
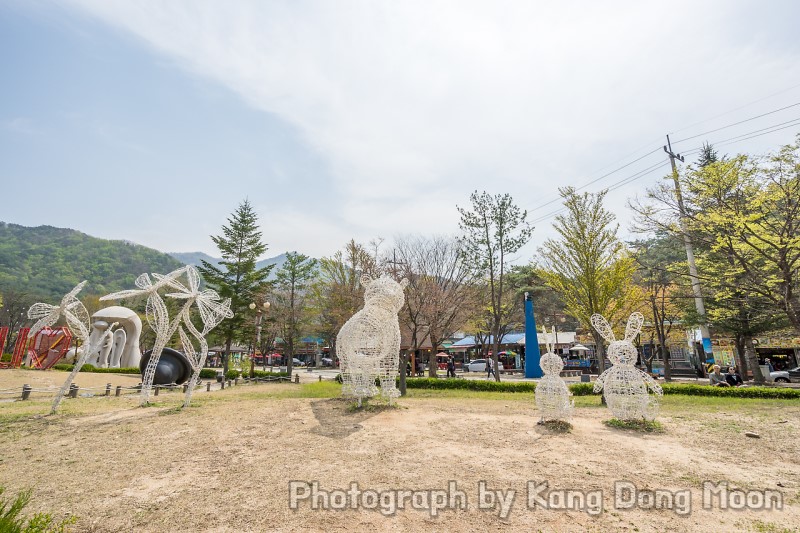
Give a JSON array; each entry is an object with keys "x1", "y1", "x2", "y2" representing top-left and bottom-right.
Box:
[
  {"x1": 105, "y1": 383, "x2": 111, "y2": 396},
  {"x1": 115, "y1": 385, "x2": 122, "y2": 397},
  {"x1": 234, "y1": 377, "x2": 239, "y2": 386},
  {"x1": 294, "y1": 374, "x2": 300, "y2": 384},
  {"x1": 221, "y1": 380, "x2": 225, "y2": 390},
  {"x1": 318, "y1": 375, "x2": 322, "y2": 382},
  {"x1": 21, "y1": 384, "x2": 31, "y2": 400},
  {"x1": 69, "y1": 384, "x2": 78, "y2": 398},
  {"x1": 154, "y1": 385, "x2": 160, "y2": 396},
  {"x1": 206, "y1": 382, "x2": 211, "y2": 392}
]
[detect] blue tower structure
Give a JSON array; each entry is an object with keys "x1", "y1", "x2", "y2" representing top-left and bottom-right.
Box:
[{"x1": 524, "y1": 292, "x2": 542, "y2": 378}]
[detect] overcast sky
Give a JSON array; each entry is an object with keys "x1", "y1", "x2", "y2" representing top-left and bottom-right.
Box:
[{"x1": 2, "y1": 0, "x2": 799, "y2": 263}]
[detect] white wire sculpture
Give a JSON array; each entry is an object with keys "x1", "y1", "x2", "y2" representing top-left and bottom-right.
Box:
[
  {"x1": 102, "y1": 265, "x2": 232, "y2": 407},
  {"x1": 591, "y1": 312, "x2": 663, "y2": 421},
  {"x1": 337, "y1": 274, "x2": 408, "y2": 406},
  {"x1": 534, "y1": 326, "x2": 573, "y2": 422},
  {"x1": 27, "y1": 281, "x2": 116, "y2": 414}
]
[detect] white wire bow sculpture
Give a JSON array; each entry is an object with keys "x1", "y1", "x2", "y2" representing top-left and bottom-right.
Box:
[{"x1": 28, "y1": 266, "x2": 232, "y2": 412}]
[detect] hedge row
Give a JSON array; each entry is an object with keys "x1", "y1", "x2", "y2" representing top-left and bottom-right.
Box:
[
  {"x1": 52, "y1": 364, "x2": 141, "y2": 374},
  {"x1": 51, "y1": 365, "x2": 288, "y2": 382},
  {"x1": 333, "y1": 375, "x2": 799, "y2": 399},
  {"x1": 661, "y1": 383, "x2": 800, "y2": 399}
]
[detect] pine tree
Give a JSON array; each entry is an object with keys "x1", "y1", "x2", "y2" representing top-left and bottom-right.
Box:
[
  {"x1": 199, "y1": 200, "x2": 273, "y2": 374},
  {"x1": 698, "y1": 142, "x2": 719, "y2": 168}
]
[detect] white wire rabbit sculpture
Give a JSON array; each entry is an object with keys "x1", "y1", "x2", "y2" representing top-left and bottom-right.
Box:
[
  {"x1": 591, "y1": 312, "x2": 662, "y2": 421},
  {"x1": 534, "y1": 326, "x2": 573, "y2": 422}
]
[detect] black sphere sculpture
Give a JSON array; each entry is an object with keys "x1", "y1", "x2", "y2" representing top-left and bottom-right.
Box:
[{"x1": 139, "y1": 347, "x2": 193, "y2": 385}]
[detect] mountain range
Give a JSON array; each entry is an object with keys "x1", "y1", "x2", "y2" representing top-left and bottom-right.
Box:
[{"x1": 0, "y1": 222, "x2": 291, "y2": 299}]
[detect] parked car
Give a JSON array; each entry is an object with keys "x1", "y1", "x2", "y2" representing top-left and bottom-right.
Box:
[
  {"x1": 321, "y1": 357, "x2": 333, "y2": 367},
  {"x1": 463, "y1": 359, "x2": 505, "y2": 373},
  {"x1": 292, "y1": 358, "x2": 304, "y2": 367},
  {"x1": 770, "y1": 366, "x2": 800, "y2": 383}
]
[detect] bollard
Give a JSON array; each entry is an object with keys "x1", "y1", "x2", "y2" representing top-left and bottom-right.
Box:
[
  {"x1": 115, "y1": 385, "x2": 122, "y2": 397},
  {"x1": 319, "y1": 375, "x2": 322, "y2": 382},
  {"x1": 69, "y1": 384, "x2": 78, "y2": 398},
  {"x1": 183, "y1": 383, "x2": 188, "y2": 393},
  {"x1": 235, "y1": 377, "x2": 239, "y2": 386},
  {"x1": 154, "y1": 386, "x2": 160, "y2": 396},
  {"x1": 221, "y1": 380, "x2": 225, "y2": 390},
  {"x1": 22, "y1": 384, "x2": 32, "y2": 400},
  {"x1": 206, "y1": 382, "x2": 211, "y2": 392},
  {"x1": 294, "y1": 374, "x2": 300, "y2": 384},
  {"x1": 105, "y1": 383, "x2": 112, "y2": 396},
  {"x1": 227, "y1": 380, "x2": 232, "y2": 388}
]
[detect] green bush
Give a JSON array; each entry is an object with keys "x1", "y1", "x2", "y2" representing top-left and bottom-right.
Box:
[
  {"x1": 251, "y1": 370, "x2": 289, "y2": 379},
  {"x1": 52, "y1": 364, "x2": 140, "y2": 375},
  {"x1": 199, "y1": 368, "x2": 220, "y2": 379},
  {"x1": 661, "y1": 383, "x2": 800, "y2": 399},
  {"x1": 225, "y1": 369, "x2": 241, "y2": 380},
  {"x1": 0, "y1": 486, "x2": 75, "y2": 532}
]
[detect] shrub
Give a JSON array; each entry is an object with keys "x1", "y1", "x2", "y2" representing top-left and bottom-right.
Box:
[
  {"x1": 199, "y1": 368, "x2": 220, "y2": 379},
  {"x1": 661, "y1": 383, "x2": 800, "y2": 400},
  {"x1": 225, "y1": 369, "x2": 241, "y2": 381},
  {"x1": 52, "y1": 364, "x2": 140, "y2": 375},
  {"x1": 251, "y1": 370, "x2": 289, "y2": 379},
  {"x1": 0, "y1": 486, "x2": 76, "y2": 533}
]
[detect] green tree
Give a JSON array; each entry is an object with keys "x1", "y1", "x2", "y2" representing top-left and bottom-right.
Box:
[
  {"x1": 539, "y1": 187, "x2": 637, "y2": 373},
  {"x1": 308, "y1": 240, "x2": 377, "y2": 362},
  {"x1": 457, "y1": 191, "x2": 533, "y2": 381},
  {"x1": 274, "y1": 252, "x2": 318, "y2": 377},
  {"x1": 198, "y1": 200, "x2": 273, "y2": 374}
]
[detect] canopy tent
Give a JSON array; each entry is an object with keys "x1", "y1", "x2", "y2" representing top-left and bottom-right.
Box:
[{"x1": 569, "y1": 344, "x2": 590, "y2": 352}]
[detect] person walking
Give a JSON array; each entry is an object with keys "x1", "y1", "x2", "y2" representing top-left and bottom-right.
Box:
[
  {"x1": 447, "y1": 355, "x2": 456, "y2": 378},
  {"x1": 486, "y1": 357, "x2": 495, "y2": 379}
]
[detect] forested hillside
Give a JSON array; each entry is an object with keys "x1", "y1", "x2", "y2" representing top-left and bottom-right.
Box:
[{"x1": 0, "y1": 222, "x2": 185, "y2": 299}]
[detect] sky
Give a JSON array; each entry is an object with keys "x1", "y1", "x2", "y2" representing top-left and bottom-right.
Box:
[{"x1": 2, "y1": 0, "x2": 800, "y2": 263}]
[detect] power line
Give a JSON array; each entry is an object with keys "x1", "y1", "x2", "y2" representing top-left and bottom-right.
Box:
[
  {"x1": 528, "y1": 147, "x2": 662, "y2": 213},
  {"x1": 669, "y1": 80, "x2": 800, "y2": 135},
  {"x1": 671, "y1": 102, "x2": 800, "y2": 145}
]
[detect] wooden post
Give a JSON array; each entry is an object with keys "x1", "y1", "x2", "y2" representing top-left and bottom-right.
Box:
[
  {"x1": 294, "y1": 374, "x2": 300, "y2": 384},
  {"x1": 234, "y1": 377, "x2": 239, "y2": 386},
  {"x1": 105, "y1": 383, "x2": 111, "y2": 396},
  {"x1": 21, "y1": 384, "x2": 31, "y2": 400},
  {"x1": 206, "y1": 382, "x2": 211, "y2": 392},
  {"x1": 154, "y1": 386, "x2": 160, "y2": 396},
  {"x1": 318, "y1": 375, "x2": 322, "y2": 382},
  {"x1": 69, "y1": 384, "x2": 78, "y2": 398},
  {"x1": 115, "y1": 385, "x2": 122, "y2": 397},
  {"x1": 221, "y1": 380, "x2": 225, "y2": 390}
]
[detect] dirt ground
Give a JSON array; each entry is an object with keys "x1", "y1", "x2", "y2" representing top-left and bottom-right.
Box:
[{"x1": 0, "y1": 374, "x2": 798, "y2": 533}]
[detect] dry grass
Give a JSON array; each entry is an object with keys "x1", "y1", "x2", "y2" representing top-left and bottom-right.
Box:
[{"x1": 0, "y1": 373, "x2": 798, "y2": 532}]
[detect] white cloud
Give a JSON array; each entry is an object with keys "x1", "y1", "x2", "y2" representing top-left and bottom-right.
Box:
[{"x1": 61, "y1": 0, "x2": 800, "y2": 258}]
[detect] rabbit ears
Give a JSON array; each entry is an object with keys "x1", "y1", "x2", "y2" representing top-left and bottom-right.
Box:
[
  {"x1": 540, "y1": 325, "x2": 556, "y2": 353},
  {"x1": 590, "y1": 312, "x2": 644, "y2": 343}
]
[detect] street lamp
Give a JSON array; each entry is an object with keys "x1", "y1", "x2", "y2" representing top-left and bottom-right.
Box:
[{"x1": 248, "y1": 301, "x2": 270, "y2": 377}]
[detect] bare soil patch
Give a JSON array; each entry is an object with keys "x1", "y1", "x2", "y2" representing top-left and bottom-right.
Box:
[{"x1": 0, "y1": 379, "x2": 798, "y2": 532}]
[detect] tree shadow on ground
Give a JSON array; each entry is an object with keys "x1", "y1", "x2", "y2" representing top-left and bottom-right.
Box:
[{"x1": 309, "y1": 398, "x2": 397, "y2": 439}]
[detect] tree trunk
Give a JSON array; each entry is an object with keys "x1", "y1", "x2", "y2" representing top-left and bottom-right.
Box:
[
  {"x1": 592, "y1": 330, "x2": 606, "y2": 374},
  {"x1": 287, "y1": 339, "x2": 294, "y2": 377},
  {"x1": 733, "y1": 334, "x2": 749, "y2": 378},
  {"x1": 428, "y1": 350, "x2": 437, "y2": 378},
  {"x1": 399, "y1": 352, "x2": 408, "y2": 395},
  {"x1": 744, "y1": 335, "x2": 763, "y2": 384},
  {"x1": 223, "y1": 335, "x2": 233, "y2": 375}
]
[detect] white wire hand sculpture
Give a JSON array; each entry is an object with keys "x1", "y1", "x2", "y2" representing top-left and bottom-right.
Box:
[
  {"x1": 534, "y1": 326, "x2": 573, "y2": 422},
  {"x1": 102, "y1": 265, "x2": 231, "y2": 407},
  {"x1": 27, "y1": 281, "x2": 115, "y2": 414},
  {"x1": 337, "y1": 274, "x2": 408, "y2": 406},
  {"x1": 162, "y1": 266, "x2": 232, "y2": 407},
  {"x1": 591, "y1": 312, "x2": 662, "y2": 421}
]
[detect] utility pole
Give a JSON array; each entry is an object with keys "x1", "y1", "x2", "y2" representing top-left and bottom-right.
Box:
[{"x1": 664, "y1": 135, "x2": 714, "y2": 370}]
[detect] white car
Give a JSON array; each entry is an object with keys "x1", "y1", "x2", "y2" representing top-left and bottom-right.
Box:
[{"x1": 464, "y1": 359, "x2": 504, "y2": 373}]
